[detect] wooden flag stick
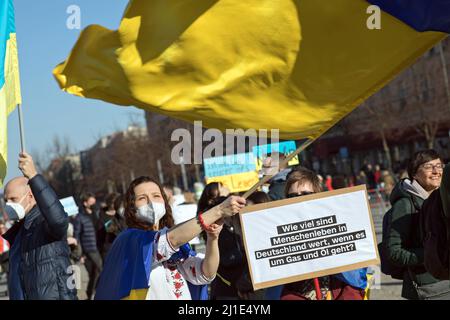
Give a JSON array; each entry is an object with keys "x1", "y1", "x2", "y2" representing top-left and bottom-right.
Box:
[{"x1": 242, "y1": 138, "x2": 315, "y2": 199}]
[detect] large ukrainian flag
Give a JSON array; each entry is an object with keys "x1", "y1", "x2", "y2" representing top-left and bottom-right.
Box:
[
  {"x1": 54, "y1": 0, "x2": 449, "y2": 140},
  {"x1": 0, "y1": 0, "x2": 21, "y2": 187}
]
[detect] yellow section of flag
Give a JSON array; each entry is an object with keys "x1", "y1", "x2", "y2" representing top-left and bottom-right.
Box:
[{"x1": 54, "y1": 0, "x2": 445, "y2": 140}]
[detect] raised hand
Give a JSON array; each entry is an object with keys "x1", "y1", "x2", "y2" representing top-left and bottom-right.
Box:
[
  {"x1": 18, "y1": 152, "x2": 38, "y2": 179},
  {"x1": 218, "y1": 196, "x2": 246, "y2": 218}
]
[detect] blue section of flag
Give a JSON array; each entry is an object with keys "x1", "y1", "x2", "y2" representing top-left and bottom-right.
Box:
[
  {"x1": 0, "y1": 0, "x2": 17, "y2": 88},
  {"x1": 334, "y1": 268, "x2": 368, "y2": 290},
  {"x1": 95, "y1": 228, "x2": 208, "y2": 300},
  {"x1": 94, "y1": 228, "x2": 153, "y2": 299},
  {"x1": 368, "y1": 0, "x2": 450, "y2": 33}
]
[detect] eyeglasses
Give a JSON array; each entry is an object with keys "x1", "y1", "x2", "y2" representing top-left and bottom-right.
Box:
[
  {"x1": 287, "y1": 191, "x2": 315, "y2": 198},
  {"x1": 421, "y1": 163, "x2": 445, "y2": 171}
]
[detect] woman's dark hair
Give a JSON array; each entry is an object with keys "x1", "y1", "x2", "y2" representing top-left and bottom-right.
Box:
[
  {"x1": 247, "y1": 191, "x2": 271, "y2": 204},
  {"x1": 125, "y1": 176, "x2": 174, "y2": 231},
  {"x1": 79, "y1": 192, "x2": 95, "y2": 204},
  {"x1": 197, "y1": 182, "x2": 222, "y2": 214},
  {"x1": 203, "y1": 196, "x2": 228, "y2": 212},
  {"x1": 285, "y1": 167, "x2": 323, "y2": 196},
  {"x1": 407, "y1": 149, "x2": 442, "y2": 179},
  {"x1": 113, "y1": 194, "x2": 125, "y2": 212},
  {"x1": 105, "y1": 193, "x2": 121, "y2": 211}
]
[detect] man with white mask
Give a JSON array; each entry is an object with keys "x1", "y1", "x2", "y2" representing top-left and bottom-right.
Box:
[{"x1": 2, "y1": 152, "x2": 77, "y2": 300}]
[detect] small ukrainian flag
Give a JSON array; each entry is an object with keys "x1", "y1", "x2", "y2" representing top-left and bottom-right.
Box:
[{"x1": 0, "y1": 0, "x2": 22, "y2": 187}]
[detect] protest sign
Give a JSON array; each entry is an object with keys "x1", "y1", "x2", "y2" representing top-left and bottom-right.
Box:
[
  {"x1": 239, "y1": 185, "x2": 379, "y2": 290},
  {"x1": 253, "y1": 141, "x2": 300, "y2": 171},
  {"x1": 203, "y1": 153, "x2": 256, "y2": 178},
  {"x1": 206, "y1": 171, "x2": 260, "y2": 193},
  {"x1": 59, "y1": 196, "x2": 79, "y2": 217},
  {"x1": 204, "y1": 152, "x2": 259, "y2": 193}
]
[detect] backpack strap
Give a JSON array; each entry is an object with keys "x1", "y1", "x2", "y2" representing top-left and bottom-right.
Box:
[
  {"x1": 410, "y1": 195, "x2": 422, "y2": 212},
  {"x1": 409, "y1": 195, "x2": 422, "y2": 242}
]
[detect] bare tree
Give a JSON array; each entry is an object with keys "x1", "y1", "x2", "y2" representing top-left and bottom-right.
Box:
[
  {"x1": 362, "y1": 99, "x2": 395, "y2": 174},
  {"x1": 409, "y1": 54, "x2": 446, "y2": 149},
  {"x1": 31, "y1": 149, "x2": 49, "y2": 173},
  {"x1": 438, "y1": 41, "x2": 450, "y2": 114}
]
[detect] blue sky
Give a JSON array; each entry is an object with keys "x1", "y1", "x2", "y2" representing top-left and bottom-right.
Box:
[{"x1": 4, "y1": 0, "x2": 146, "y2": 187}]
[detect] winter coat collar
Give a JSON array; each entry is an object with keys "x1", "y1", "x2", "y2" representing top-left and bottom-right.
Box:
[
  {"x1": 402, "y1": 179, "x2": 431, "y2": 200},
  {"x1": 24, "y1": 205, "x2": 40, "y2": 230}
]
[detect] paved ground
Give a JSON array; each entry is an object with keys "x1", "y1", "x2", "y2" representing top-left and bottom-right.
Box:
[
  {"x1": 369, "y1": 273, "x2": 403, "y2": 300},
  {"x1": 367, "y1": 196, "x2": 403, "y2": 300}
]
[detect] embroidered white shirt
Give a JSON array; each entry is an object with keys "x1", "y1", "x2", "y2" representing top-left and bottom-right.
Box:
[{"x1": 146, "y1": 228, "x2": 214, "y2": 300}]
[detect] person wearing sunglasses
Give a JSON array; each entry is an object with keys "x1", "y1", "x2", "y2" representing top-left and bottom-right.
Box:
[{"x1": 278, "y1": 167, "x2": 367, "y2": 300}]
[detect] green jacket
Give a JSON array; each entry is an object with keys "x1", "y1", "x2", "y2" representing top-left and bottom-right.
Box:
[{"x1": 386, "y1": 179, "x2": 440, "y2": 299}]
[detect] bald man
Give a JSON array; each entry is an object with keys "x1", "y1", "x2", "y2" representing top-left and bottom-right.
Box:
[{"x1": 2, "y1": 153, "x2": 77, "y2": 300}]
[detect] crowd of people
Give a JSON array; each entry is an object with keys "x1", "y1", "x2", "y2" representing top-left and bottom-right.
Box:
[
  {"x1": 0, "y1": 148, "x2": 449, "y2": 300},
  {"x1": 315, "y1": 164, "x2": 397, "y2": 199}
]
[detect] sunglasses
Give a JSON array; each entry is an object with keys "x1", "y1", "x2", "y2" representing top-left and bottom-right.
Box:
[{"x1": 287, "y1": 191, "x2": 315, "y2": 198}]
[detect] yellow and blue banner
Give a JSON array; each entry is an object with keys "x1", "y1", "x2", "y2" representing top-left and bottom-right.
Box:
[
  {"x1": 204, "y1": 153, "x2": 256, "y2": 178},
  {"x1": 1, "y1": 0, "x2": 21, "y2": 187},
  {"x1": 206, "y1": 171, "x2": 260, "y2": 193},
  {"x1": 204, "y1": 153, "x2": 260, "y2": 193},
  {"x1": 253, "y1": 141, "x2": 300, "y2": 172},
  {"x1": 54, "y1": 0, "x2": 448, "y2": 141}
]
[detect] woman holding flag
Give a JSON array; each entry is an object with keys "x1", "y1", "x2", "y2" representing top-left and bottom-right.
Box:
[{"x1": 94, "y1": 176, "x2": 246, "y2": 300}]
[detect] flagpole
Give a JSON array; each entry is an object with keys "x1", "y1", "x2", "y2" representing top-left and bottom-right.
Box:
[
  {"x1": 17, "y1": 104, "x2": 26, "y2": 153},
  {"x1": 242, "y1": 138, "x2": 315, "y2": 199}
]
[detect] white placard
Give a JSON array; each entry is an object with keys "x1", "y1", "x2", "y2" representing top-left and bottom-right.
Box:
[
  {"x1": 240, "y1": 185, "x2": 379, "y2": 290},
  {"x1": 59, "y1": 196, "x2": 79, "y2": 217}
]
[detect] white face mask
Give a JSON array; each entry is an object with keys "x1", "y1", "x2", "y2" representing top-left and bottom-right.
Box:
[
  {"x1": 5, "y1": 193, "x2": 29, "y2": 221},
  {"x1": 136, "y1": 201, "x2": 166, "y2": 225}
]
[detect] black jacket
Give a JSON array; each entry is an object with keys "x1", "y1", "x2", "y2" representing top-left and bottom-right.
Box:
[
  {"x1": 386, "y1": 180, "x2": 439, "y2": 299},
  {"x1": 3, "y1": 175, "x2": 77, "y2": 300},
  {"x1": 73, "y1": 208, "x2": 98, "y2": 254},
  {"x1": 210, "y1": 223, "x2": 243, "y2": 299},
  {"x1": 96, "y1": 212, "x2": 127, "y2": 260}
]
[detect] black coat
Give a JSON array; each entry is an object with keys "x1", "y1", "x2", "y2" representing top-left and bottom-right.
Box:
[
  {"x1": 73, "y1": 208, "x2": 98, "y2": 254},
  {"x1": 3, "y1": 175, "x2": 77, "y2": 300},
  {"x1": 211, "y1": 223, "x2": 246, "y2": 299}
]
